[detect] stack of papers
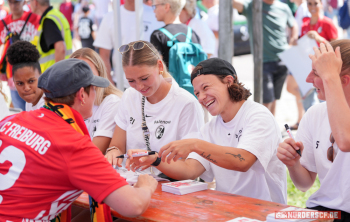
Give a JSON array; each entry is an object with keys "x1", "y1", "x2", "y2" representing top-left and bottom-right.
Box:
[
  {"x1": 266, "y1": 207, "x2": 317, "y2": 222},
  {"x1": 161, "y1": 180, "x2": 208, "y2": 195},
  {"x1": 116, "y1": 168, "x2": 169, "y2": 185}
]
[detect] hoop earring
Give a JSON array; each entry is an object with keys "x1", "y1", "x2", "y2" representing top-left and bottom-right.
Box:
[{"x1": 81, "y1": 100, "x2": 85, "y2": 106}]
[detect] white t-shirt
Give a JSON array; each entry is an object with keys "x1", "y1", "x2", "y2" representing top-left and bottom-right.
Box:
[
  {"x1": 202, "y1": 4, "x2": 219, "y2": 57},
  {"x1": 114, "y1": 78, "x2": 204, "y2": 173},
  {"x1": 25, "y1": 95, "x2": 45, "y2": 111},
  {"x1": 188, "y1": 18, "x2": 215, "y2": 55},
  {"x1": 294, "y1": 2, "x2": 310, "y2": 37},
  {"x1": 0, "y1": 93, "x2": 9, "y2": 120},
  {"x1": 93, "y1": 0, "x2": 110, "y2": 19},
  {"x1": 297, "y1": 102, "x2": 350, "y2": 212},
  {"x1": 93, "y1": 5, "x2": 163, "y2": 49},
  {"x1": 93, "y1": 5, "x2": 163, "y2": 87},
  {"x1": 188, "y1": 100, "x2": 287, "y2": 204},
  {"x1": 85, "y1": 94, "x2": 121, "y2": 139}
]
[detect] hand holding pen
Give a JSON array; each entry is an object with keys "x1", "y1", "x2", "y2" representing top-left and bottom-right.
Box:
[
  {"x1": 276, "y1": 124, "x2": 304, "y2": 167},
  {"x1": 124, "y1": 149, "x2": 159, "y2": 172}
]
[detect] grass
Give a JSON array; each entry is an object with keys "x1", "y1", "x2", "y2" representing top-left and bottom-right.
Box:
[{"x1": 287, "y1": 170, "x2": 320, "y2": 208}]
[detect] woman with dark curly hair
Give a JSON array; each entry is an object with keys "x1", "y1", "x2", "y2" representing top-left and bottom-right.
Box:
[
  {"x1": 6, "y1": 40, "x2": 44, "y2": 111},
  {"x1": 124, "y1": 58, "x2": 287, "y2": 204}
]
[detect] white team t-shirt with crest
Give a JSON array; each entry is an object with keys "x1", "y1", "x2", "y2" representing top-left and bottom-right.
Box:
[
  {"x1": 297, "y1": 102, "x2": 350, "y2": 212},
  {"x1": 85, "y1": 94, "x2": 121, "y2": 139},
  {"x1": 114, "y1": 77, "x2": 204, "y2": 161},
  {"x1": 188, "y1": 99, "x2": 287, "y2": 204}
]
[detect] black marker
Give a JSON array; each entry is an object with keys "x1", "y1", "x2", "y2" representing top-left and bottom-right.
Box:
[
  {"x1": 116, "y1": 151, "x2": 156, "y2": 159},
  {"x1": 285, "y1": 124, "x2": 301, "y2": 157}
]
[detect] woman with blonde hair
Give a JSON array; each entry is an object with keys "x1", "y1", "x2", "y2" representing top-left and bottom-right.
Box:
[
  {"x1": 70, "y1": 48, "x2": 123, "y2": 153},
  {"x1": 105, "y1": 40, "x2": 204, "y2": 179}
]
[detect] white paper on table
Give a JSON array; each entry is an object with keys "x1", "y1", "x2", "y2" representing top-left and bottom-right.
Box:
[
  {"x1": 226, "y1": 217, "x2": 264, "y2": 222},
  {"x1": 278, "y1": 35, "x2": 317, "y2": 97},
  {"x1": 116, "y1": 168, "x2": 169, "y2": 185}
]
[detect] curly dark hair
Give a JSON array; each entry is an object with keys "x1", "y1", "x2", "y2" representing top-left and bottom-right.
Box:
[{"x1": 6, "y1": 40, "x2": 41, "y2": 76}]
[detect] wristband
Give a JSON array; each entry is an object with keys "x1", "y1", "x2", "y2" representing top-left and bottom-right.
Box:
[
  {"x1": 105, "y1": 146, "x2": 119, "y2": 155},
  {"x1": 151, "y1": 157, "x2": 162, "y2": 166}
]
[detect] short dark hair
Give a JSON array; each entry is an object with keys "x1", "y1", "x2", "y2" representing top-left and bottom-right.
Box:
[
  {"x1": 44, "y1": 85, "x2": 91, "y2": 106},
  {"x1": 6, "y1": 41, "x2": 41, "y2": 77},
  {"x1": 82, "y1": 6, "x2": 89, "y2": 13}
]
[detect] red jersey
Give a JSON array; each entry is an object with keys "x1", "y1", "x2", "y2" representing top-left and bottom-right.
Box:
[
  {"x1": 59, "y1": 2, "x2": 74, "y2": 30},
  {"x1": 301, "y1": 16, "x2": 338, "y2": 44},
  {"x1": 0, "y1": 11, "x2": 40, "y2": 44},
  {"x1": 0, "y1": 108, "x2": 128, "y2": 222}
]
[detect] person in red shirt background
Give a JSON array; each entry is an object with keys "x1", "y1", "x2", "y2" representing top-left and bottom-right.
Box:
[
  {"x1": 301, "y1": 0, "x2": 338, "y2": 45},
  {"x1": 0, "y1": 0, "x2": 40, "y2": 111},
  {"x1": 59, "y1": 0, "x2": 74, "y2": 37}
]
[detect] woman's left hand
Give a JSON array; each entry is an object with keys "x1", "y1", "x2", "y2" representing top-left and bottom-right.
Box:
[{"x1": 159, "y1": 139, "x2": 198, "y2": 164}]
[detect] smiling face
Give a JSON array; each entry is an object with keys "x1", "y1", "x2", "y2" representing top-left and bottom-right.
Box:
[
  {"x1": 193, "y1": 74, "x2": 233, "y2": 116},
  {"x1": 13, "y1": 66, "x2": 42, "y2": 105},
  {"x1": 307, "y1": 0, "x2": 322, "y2": 16},
  {"x1": 124, "y1": 64, "x2": 162, "y2": 98},
  {"x1": 306, "y1": 65, "x2": 326, "y2": 100}
]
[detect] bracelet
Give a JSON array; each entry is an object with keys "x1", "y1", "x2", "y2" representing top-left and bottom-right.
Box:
[
  {"x1": 105, "y1": 146, "x2": 119, "y2": 155},
  {"x1": 151, "y1": 157, "x2": 162, "y2": 166}
]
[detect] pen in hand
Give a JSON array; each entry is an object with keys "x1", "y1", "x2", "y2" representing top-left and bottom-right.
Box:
[
  {"x1": 285, "y1": 124, "x2": 301, "y2": 157},
  {"x1": 116, "y1": 151, "x2": 156, "y2": 159}
]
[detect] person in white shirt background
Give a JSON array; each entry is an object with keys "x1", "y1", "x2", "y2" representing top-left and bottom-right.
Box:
[
  {"x1": 201, "y1": 0, "x2": 219, "y2": 57},
  {"x1": 70, "y1": 48, "x2": 123, "y2": 154},
  {"x1": 124, "y1": 58, "x2": 287, "y2": 204},
  {"x1": 104, "y1": 40, "x2": 204, "y2": 179},
  {"x1": 6, "y1": 41, "x2": 45, "y2": 112},
  {"x1": 93, "y1": 0, "x2": 109, "y2": 26},
  {"x1": 179, "y1": 0, "x2": 216, "y2": 58},
  {"x1": 93, "y1": 0, "x2": 164, "y2": 87},
  {"x1": 277, "y1": 40, "x2": 350, "y2": 221}
]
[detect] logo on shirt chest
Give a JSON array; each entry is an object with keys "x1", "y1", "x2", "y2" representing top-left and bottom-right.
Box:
[
  {"x1": 235, "y1": 128, "x2": 243, "y2": 142},
  {"x1": 316, "y1": 141, "x2": 320, "y2": 149},
  {"x1": 130, "y1": 117, "x2": 135, "y2": 125},
  {"x1": 155, "y1": 125, "x2": 165, "y2": 139}
]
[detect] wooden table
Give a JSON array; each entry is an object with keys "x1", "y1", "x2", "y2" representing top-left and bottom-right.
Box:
[{"x1": 73, "y1": 183, "x2": 291, "y2": 221}]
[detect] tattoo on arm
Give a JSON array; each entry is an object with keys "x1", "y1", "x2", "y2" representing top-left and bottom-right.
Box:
[
  {"x1": 225, "y1": 153, "x2": 245, "y2": 161},
  {"x1": 200, "y1": 152, "x2": 218, "y2": 164}
]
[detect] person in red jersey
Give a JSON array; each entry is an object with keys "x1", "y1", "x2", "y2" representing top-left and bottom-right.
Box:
[
  {"x1": 0, "y1": 0, "x2": 40, "y2": 111},
  {"x1": 301, "y1": 0, "x2": 338, "y2": 45},
  {"x1": 0, "y1": 58, "x2": 157, "y2": 222},
  {"x1": 59, "y1": 0, "x2": 74, "y2": 36}
]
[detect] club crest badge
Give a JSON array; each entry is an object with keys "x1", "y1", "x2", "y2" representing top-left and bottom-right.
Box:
[{"x1": 155, "y1": 125, "x2": 165, "y2": 139}]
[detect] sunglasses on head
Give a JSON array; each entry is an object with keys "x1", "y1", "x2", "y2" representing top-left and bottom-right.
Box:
[
  {"x1": 118, "y1": 41, "x2": 159, "y2": 58},
  {"x1": 327, "y1": 133, "x2": 336, "y2": 162}
]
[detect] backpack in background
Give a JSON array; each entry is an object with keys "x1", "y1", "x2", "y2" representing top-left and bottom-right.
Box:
[
  {"x1": 159, "y1": 27, "x2": 207, "y2": 96},
  {"x1": 339, "y1": 1, "x2": 350, "y2": 29}
]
